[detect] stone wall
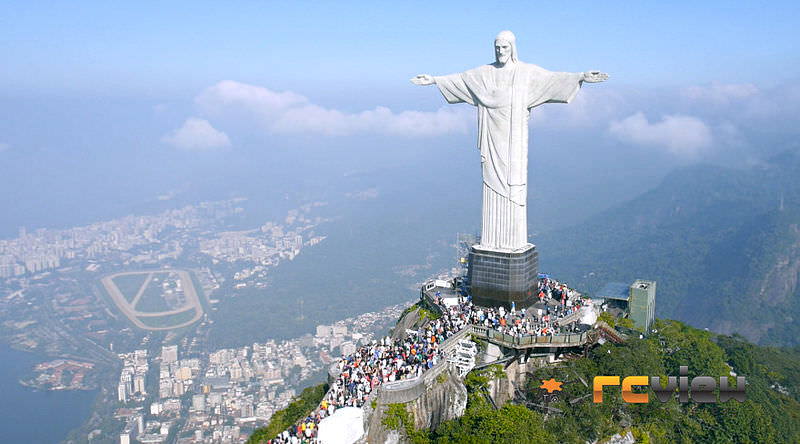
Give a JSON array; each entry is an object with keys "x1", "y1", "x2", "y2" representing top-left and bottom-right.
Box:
[{"x1": 360, "y1": 365, "x2": 467, "y2": 444}]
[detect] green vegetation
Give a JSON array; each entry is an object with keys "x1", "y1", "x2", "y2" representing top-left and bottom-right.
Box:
[
  {"x1": 433, "y1": 404, "x2": 555, "y2": 443},
  {"x1": 426, "y1": 319, "x2": 800, "y2": 443},
  {"x1": 135, "y1": 272, "x2": 172, "y2": 312},
  {"x1": 137, "y1": 308, "x2": 197, "y2": 328},
  {"x1": 382, "y1": 403, "x2": 429, "y2": 444},
  {"x1": 470, "y1": 336, "x2": 488, "y2": 353},
  {"x1": 597, "y1": 311, "x2": 616, "y2": 327},
  {"x1": 247, "y1": 383, "x2": 328, "y2": 443},
  {"x1": 537, "y1": 151, "x2": 800, "y2": 347},
  {"x1": 432, "y1": 364, "x2": 553, "y2": 444},
  {"x1": 464, "y1": 365, "x2": 506, "y2": 394},
  {"x1": 206, "y1": 212, "x2": 443, "y2": 349},
  {"x1": 716, "y1": 334, "x2": 800, "y2": 441},
  {"x1": 395, "y1": 302, "x2": 441, "y2": 331},
  {"x1": 240, "y1": 319, "x2": 800, "y2": 443},
  {"x1": 617, "y1": 317, "x2": 635, "y2": 330},
  {"x1": 418, "y1": 305, "x2": 441, "y2": 321},
  {"x1": 111, "y1": 273, "x2": 149, "y2": 303},
  {"x1": 398, "y1": 304, "x2": 417, "y2": 323}
]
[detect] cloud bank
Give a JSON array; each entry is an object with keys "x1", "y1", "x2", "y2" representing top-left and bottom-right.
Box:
[
  {"x1": 609, "y1": 112, "x2": 713, "y2": 156},
  {"x1": 681, "y1": 81, "x2": 759, "y2": 104},
  {"x1": 161, "y1": 79, "x2": 796, "y2": 161},
  {"x1": 194, "y1": 80, "x2": 470, "y2": 136},
  {"x1": 161, "y1": 118, "x2": 231, "y2": 149}
]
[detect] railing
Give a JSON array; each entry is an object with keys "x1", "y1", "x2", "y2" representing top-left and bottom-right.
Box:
[
  {"x1": 375, "y1": 361, "x2": 454, "y2": 405},
  {"x1": 328, "y1": 296, "x2": 594, "y2": 411},
  {"x1": 309, "y1": 293, "x2": 596, "y2": 439},
  {"x1": 559, "y1": 308, "x2": 583, "y2": 325},
  {"x1": 375, "y1": 327, "x2": 471, "y2": 405},
  {"x1": 420, "y1": 288, "x2": 590, "y2": 349},
  {"x1": 372, "y1": 324, "x2": 591, "y2": 405},
  {"x1": 467, "y1": 325, "x2": 590, "y2": 349}
]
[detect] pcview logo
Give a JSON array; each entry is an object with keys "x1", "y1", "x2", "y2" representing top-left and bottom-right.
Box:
[{"x1": 593, "y1": 366, "x2": 746, "y2": 403}]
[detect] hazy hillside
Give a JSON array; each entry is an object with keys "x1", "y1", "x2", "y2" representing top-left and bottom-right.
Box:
[{"x1": 536, "y1": 150, "x2": 800, "y2": 346}]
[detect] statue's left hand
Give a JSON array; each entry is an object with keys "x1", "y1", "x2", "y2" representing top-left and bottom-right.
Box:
[
  {"x1": 410, "y1": 74, "x2": 435, "y2": 86},
  {"x1": 582, "y1": 71, "x2": 609, "y2": 83}
]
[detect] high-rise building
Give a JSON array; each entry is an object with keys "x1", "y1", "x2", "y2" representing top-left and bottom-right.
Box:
[
  {"x1": 133, "y1": 374, "x2": 146, "y2": 395},
  {"x1": 118, "y1": 382, "x2": 128, "y2": 403},
  {"x1": 629, "y1": 280, "x2": 656, "y2": 334},
  {"x1": 316, "y1": 325, "x2": 332, "y2": 338},
  {"x1": 241, "y1": 402, "x2": 255, "y2": 417},
  {"x1": 340, "y1": 341, "x2": 356, "y2": 357},
  {"x1": 161, "y1": 345, "x2": 178, "y2": 364},
  {"x1": 173, "y1": 381, "x2": 185, "y2": 396}
]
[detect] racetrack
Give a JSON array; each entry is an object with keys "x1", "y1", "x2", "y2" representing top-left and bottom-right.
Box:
[{"x1": 101, "y1": 270, "x2": 203, "y2": 331}]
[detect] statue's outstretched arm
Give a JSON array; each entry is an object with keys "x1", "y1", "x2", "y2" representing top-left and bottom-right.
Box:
[
  {"x1": 410, "y1": 74, "x2": 436, "y2": 86},
  {"x1": 581, "y1": 71, "x2": 609, "y2": 83}
]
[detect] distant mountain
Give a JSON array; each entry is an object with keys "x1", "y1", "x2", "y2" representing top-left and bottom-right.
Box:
[{"x1": 536, "y1": 150, "x2": 800, "y2": 346}]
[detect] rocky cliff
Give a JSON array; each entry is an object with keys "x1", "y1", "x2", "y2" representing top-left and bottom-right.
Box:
[{"x1": 360, "y1": 365, "x2": 467, "y2": 444}]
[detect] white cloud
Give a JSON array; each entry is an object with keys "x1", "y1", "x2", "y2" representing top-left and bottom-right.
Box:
[
  {"x1": 271, "y1": 104, "x2": 470, "y2": 136},
  {"x1": 196, "y1": 80, "x2": 308, "y2": 118},
  {"x1": 682, "y1": 81, "x2": 759, "y2": 105},
  {"x1": 192, "y1": 80, "x2": 470, "y2": 137},
  {"x1": 532, "y1": 89, "x2": 626, "y2": 129},
  {"x1": 609, "y1": 112, "x2": 713, "y2": 156},
  {"x1": 161, "y1": 118, "x2": 231, "y2": 149}
]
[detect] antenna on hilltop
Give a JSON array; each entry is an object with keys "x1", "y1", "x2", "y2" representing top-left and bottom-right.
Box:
[{"x1": 298, "y1": 298, "x2": 305, "y2": 321}]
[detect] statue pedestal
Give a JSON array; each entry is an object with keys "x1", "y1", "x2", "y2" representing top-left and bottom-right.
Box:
[{"x1": 467, "y1": 243, "x2": 538, "y2": 309}]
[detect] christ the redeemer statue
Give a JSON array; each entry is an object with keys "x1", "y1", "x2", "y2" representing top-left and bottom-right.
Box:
[{"x1": 412, "y1": 30, "x2": 608, "y2": 251}]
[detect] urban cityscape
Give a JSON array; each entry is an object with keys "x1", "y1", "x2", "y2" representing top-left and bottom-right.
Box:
[
  {"x1": 0, "y1": 197, "x2": 420, "y2": 442},
  {"x1": 114, "y1": 303, "x2": 408, "y2": 443}
]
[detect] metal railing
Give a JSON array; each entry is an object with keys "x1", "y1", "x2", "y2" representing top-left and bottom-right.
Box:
[{"x1": 470, "y1": 325, "x2": 590, "y2": 348}]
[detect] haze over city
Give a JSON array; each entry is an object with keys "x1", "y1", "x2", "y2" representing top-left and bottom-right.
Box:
[
  {"x1": 1, "y1": 1, "x2": 800, "y2": 443},
  {"x1": 2, "y1": 1, "x2": 798, "y2": 237}
]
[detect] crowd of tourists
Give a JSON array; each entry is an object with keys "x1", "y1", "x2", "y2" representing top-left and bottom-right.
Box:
[{"x1": 265, "y1": 277, "x2": 587, "y2": 443}]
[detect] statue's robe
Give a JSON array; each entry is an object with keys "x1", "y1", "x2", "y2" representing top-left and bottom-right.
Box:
[{"x1": 435, "y1": 63, "x2": 583, "y2": 250}]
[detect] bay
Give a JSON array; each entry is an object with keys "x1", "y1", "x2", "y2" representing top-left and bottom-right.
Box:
[{"x1": 0, "y1": 343, "x2": 97, "y2": 444}]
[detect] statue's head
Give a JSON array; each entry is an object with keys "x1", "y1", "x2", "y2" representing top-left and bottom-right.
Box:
[{"x1": 494, "y1": 30, "x2": 518, "y2": 65}]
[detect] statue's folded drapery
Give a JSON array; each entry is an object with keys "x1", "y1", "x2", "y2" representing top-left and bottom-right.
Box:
[{"x1": 434, "y1": 63, "x2": 582, "y2": 250}]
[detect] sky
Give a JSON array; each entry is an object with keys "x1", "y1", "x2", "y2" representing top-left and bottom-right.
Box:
[{"x1": 1, "y1": 1, "x2": 799, "y2": 236}]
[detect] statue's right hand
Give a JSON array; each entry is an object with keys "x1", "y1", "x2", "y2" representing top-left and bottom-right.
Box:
[{"x1": 410, "y1": 74, "x2": 435, "y2": 86}]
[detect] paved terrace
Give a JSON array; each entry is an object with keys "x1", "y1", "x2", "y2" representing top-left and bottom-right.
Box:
[{"x1": 420, "y1": 281, "x2": 594, "y2": 349}]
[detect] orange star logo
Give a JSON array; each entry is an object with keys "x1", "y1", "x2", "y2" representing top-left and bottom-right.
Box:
[{"x1": 540, "y1": 378, "x2": 563, "y2": 393}]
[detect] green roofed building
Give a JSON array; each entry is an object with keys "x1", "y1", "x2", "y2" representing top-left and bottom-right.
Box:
[{"x1": 629, "y1": 280, "x2": 656, "y2": 334}]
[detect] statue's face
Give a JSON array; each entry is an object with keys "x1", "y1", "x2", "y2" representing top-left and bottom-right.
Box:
[{"x1": 495, "y1": 40, "x2": 512, "y2": 64}]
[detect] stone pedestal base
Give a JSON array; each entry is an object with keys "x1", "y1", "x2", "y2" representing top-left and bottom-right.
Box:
[{"x1": 467, "y1": 243, "x2": 538, "y2": 309}]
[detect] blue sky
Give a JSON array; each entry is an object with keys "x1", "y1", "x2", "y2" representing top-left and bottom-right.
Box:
[
  {"x1": 2, "y1": 1, "x2": 797, "y2": 97},
  {"x1": 1, "y1": 1, "x2": 799, "y2": 236}
]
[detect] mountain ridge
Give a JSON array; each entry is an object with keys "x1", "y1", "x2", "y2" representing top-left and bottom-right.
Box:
[{"x1": 536, "y1": 149, "x2": 800, "y2": 346}]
